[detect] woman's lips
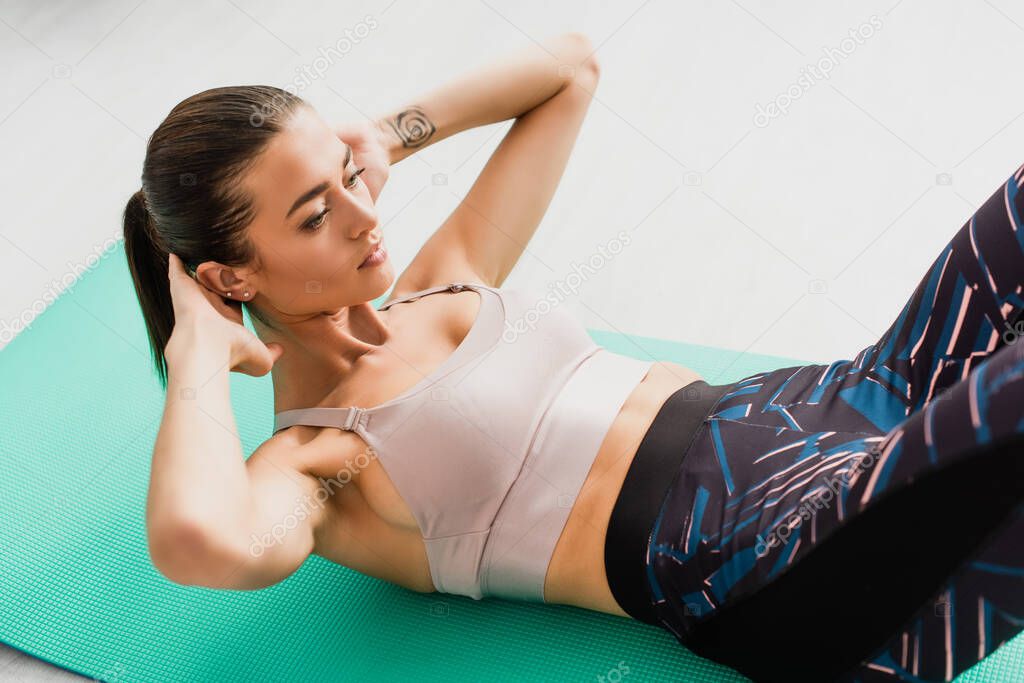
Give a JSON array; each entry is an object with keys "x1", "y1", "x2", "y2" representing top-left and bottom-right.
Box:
[{"x1": 358, "y1": 242, "x2": 387, "y2": 269}]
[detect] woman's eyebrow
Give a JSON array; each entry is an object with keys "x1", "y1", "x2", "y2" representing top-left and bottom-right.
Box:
[{"x1": 285, "y1": 143, "x2": 353, "y2": 218}]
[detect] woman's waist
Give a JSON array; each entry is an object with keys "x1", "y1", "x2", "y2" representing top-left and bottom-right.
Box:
[
  {"x1": 574, "y1": 360, "x2": 708, "y2": 527},
  {"x1": 543, "y1": 360, "x2": 708, "y2": 611},
  {"x1": 597, "y1": 368, "x2": 734, "y2": 623}
]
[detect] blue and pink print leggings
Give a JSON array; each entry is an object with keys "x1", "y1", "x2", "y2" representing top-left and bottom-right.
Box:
[{"x1": 640, "y1": 162, "x2": 1024, "y2": 682}]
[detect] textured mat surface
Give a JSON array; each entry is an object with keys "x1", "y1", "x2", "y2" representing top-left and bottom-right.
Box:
[{"x1": 0, "y1": 241, "x2": 1020, "y2": 682}]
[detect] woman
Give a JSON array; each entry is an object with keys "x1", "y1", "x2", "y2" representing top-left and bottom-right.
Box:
[{"x1": 125, "y1": 32, "x2": 1023, "y2": 682}]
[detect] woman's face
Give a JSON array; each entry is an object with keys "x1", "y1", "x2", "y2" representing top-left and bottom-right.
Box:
[{"x1": 239, "y1": 104, "x2": 393, "y2": 317}]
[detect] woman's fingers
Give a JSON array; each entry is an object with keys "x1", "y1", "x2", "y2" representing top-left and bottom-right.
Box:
[
  {"x1": 231, "y1": 335, "x2": 284, "y2": 377},
  {"x1": 167, "y1": 253, "x2": 193, "y2": 292},
  {"x1": 334, "y1": 119, "x2": 390, "y2": 202},
  {"x1": 167, "y1": 253, "x2": 283, "y2": 377},
  {"x1": 167, "y1": 253, "x2": 200, "y2": 316},
  {"x1": 167, "y1": 253, "x2": 245, "y2": 325},
  {"x1": 266, "y1": 342, "x2": 285, "y2": 365}
]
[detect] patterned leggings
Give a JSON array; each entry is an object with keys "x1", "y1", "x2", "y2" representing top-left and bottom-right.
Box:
[{"x1": 644, "y1": 163, "x2": 1024, "y2": 682}]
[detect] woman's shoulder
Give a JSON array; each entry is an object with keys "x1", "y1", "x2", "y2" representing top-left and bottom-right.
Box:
[
  {"x1": 252, "y1": 423, "x2": 370, "y2": 485},
  {"x1": 382, "y1": 257, "x2": 497, "y2": 306}
]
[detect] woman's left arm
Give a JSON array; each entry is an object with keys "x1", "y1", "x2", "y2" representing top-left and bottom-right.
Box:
[{"x1": 359, "y1": 32, "x2": 601, "y2": 288}]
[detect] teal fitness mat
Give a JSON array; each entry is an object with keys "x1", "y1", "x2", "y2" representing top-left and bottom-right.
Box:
[{"x1": 1, "y1": 240, "x2": 1022, "y2": 683}]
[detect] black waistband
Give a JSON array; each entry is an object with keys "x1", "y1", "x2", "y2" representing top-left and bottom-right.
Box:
[{"x1": 604, "y1": 378, "x2": 731, "y2": 626}]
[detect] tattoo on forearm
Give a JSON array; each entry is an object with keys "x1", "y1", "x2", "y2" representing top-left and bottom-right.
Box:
[{"x1": 385, "y1": 106, "x2": 436, "y2": 149}]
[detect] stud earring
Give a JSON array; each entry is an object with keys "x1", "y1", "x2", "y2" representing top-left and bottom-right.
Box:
[
  {"x1": 226, "y1": 292, "x2": 232, "y2": 297},
  {"x1": 243, "y1": 291, "x2": 250, "y2": 299}
]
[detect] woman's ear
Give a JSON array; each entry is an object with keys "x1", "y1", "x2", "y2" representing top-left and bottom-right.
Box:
[{"x1": 193, "y1": 262, "x2": 241, "y2": 297}]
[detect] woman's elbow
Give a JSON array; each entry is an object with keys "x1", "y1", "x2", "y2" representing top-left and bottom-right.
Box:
[
  {"x1": 559, "y1": 32, "x2": 600, "y2": 86},
  {"x1": 578, "y1": 35, "x2": 600, "y2": 75},
  {"x1": 148, "y1": 517, "x2": 246, "y2": 587}
]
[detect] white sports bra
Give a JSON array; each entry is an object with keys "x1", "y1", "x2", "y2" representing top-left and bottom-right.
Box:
[{"x1": 273, "y1": 282, "x2": 654, "y2": 602}]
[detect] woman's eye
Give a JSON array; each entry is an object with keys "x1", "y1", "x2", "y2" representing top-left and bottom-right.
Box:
[
  {"x1": 301, "y1": 168, "x2": 365, "y2": 231},
  {"x1": 347, "y1": 167, "x2": 366, "y2": 189},
  {"x1": 303, "y1": 207, "x2": 330, "y2": 231}
]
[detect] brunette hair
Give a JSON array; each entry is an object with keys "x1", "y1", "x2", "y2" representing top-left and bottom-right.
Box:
[{"x1": 123, "y1": 85, "x2": 304, "y2": 389}]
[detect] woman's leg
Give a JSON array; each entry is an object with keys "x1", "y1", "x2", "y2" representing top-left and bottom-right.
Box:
[
  {"x1": 707, "y1": 160, "x2": 1024, "y2": 437},
  {"x1": 643, "y1": 337, "x2": 1024, "y2": 682},
  {"x1": 839, "y1": 335, "x2": 1024, "y2": 682},
  {"x1": 858, "y1": 159, "x2": 1024, "y2": 418},
  {"x1": 848, "y1": 511, "x2": 1024, "y2": 682}
]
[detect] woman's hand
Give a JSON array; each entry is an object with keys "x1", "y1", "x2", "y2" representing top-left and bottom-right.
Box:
[
  {"x1": 165, "y1": 253, "x2": 283, "y2": 377},
  {"x1": 333, "y1": 119, "x2": 391, "y2": 203}
]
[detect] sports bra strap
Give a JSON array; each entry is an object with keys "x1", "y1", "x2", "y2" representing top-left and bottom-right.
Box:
[
  {"x1": 274, "y1": 406, "x2": 365, "y2": 434},
  {"x1": 379, "y1": 282, "x2": 480, "y2": 311}
]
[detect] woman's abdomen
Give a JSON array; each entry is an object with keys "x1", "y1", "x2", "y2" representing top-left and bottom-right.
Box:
[{"x1": 543, "y1": 359, "x2": 704, "y2": 614}]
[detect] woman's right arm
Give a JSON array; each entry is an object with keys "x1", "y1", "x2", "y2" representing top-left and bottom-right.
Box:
[
  {"x1": 146, "y1": 255, "x2": 324, "y2": 589},
  {"x1": 373, "y1": 32, "x2": 590, "y2": 166}
]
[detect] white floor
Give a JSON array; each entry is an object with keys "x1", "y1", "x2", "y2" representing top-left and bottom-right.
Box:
[{"x1": 3, "y1": 0, "x2": 1024, "y2": 680}]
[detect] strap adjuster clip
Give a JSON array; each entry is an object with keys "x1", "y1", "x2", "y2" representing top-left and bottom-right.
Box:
[{"x1": 343, "y1": 407, "x2": 363, "y2": 431}]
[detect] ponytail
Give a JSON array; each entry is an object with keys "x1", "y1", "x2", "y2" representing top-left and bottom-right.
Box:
[
  {"x1": 123, "y1": 189, "x2": 174, "y2": 390},
  {"x1": 122, "y1": 85, "x2": 306, "y2": 389}
]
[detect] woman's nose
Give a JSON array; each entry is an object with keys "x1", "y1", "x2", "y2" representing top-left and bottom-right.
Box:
[
  {"x1": 347, "y1": 204, "x2": 377, "y2": 239},
  {"x1": 333, "y1": 185, "x2": 377, "y2": 237}
]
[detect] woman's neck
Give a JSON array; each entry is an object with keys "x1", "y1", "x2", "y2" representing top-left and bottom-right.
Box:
[{"x1": 254, "y1": 302, "x2": 391, "y2": 412}]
